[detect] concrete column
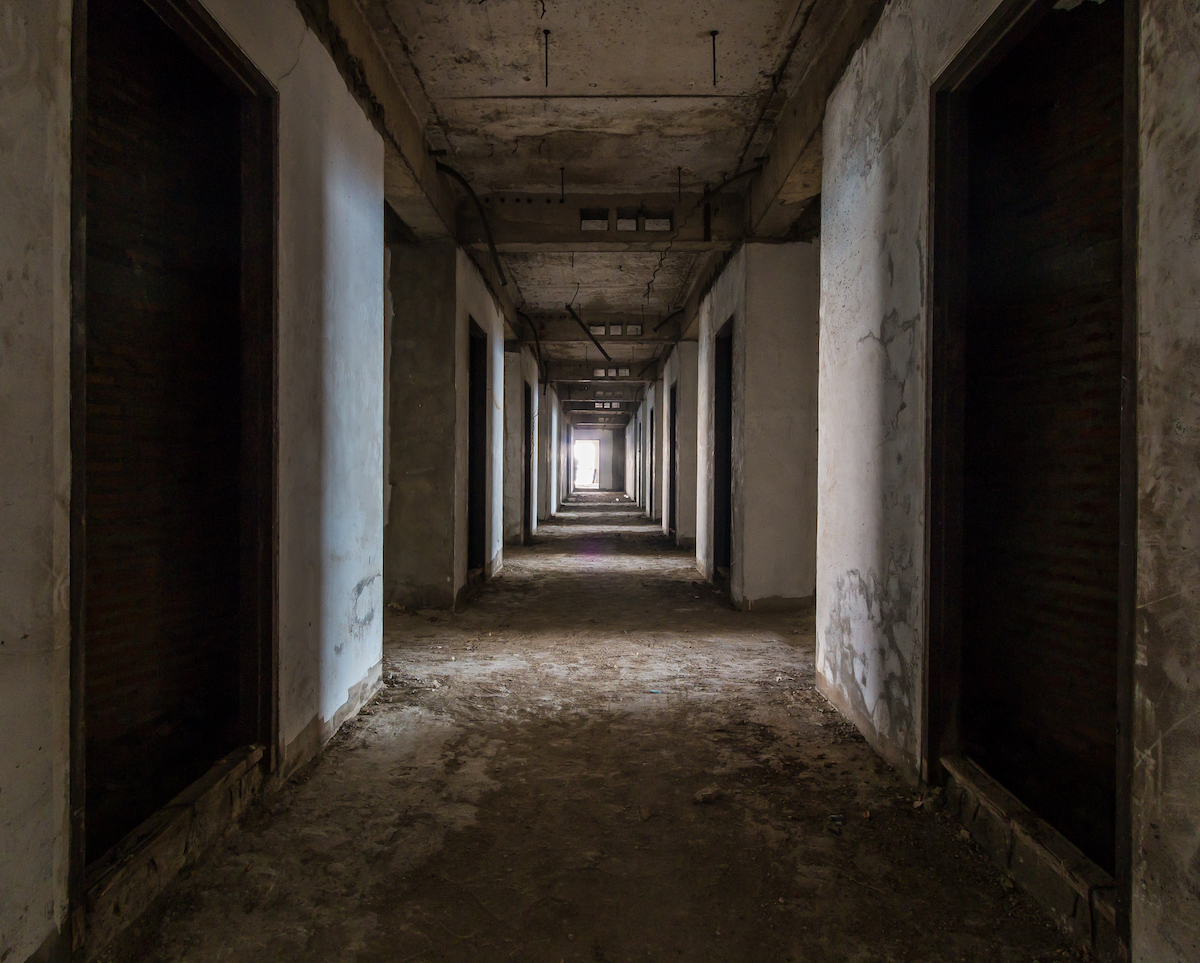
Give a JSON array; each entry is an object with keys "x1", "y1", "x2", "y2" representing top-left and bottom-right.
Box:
[
  {"x1": 503, "y1": 346, "x2": 539, "y2": 543},
  {"x1": 384, "y1": 242, "x2": 458, "y2": 608},
  {"x1": 665, "y1": 342, "x2": 699, "y2": 547}
]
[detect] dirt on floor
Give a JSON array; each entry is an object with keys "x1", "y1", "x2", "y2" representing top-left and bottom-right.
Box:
[{"x1": 103, "y1": 496, "x2": 1088, "y2": 963}]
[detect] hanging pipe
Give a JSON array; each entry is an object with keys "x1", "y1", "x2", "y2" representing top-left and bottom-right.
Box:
[
  {"x1": 565, "y1": 304, "x2": 612, "y2": 362},
  {"x1": 436, "y1": 162, "x2": 506, "y2": 287}
]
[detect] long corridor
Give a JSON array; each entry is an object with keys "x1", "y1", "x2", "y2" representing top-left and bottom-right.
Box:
[{"x1": 104, "y1": 500, "x2": 1083, "y2": 963}]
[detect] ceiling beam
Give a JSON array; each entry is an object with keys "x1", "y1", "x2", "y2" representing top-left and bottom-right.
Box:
[
  {"x1": 459, "y1": 193, "x2": 745, "y2": 253},
  {"x1": 545, "y1": 362, "x2": 655, "y2": 384},
  {"x1": 748, "y1": 0, "x2": 887, "y2": 238},
  {"x1": 526, "y1": 314, "x2": 681, "y2": 343}
]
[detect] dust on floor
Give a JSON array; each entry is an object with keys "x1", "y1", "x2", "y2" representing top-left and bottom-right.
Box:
[{"x1": 103, "y1": 496, "x2": 1086, "y2": 963}]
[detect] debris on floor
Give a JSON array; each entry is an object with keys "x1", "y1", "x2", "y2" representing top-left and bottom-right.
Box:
[{"x1": 101, "y1": 499, "x2": 1089, "y2": 963}]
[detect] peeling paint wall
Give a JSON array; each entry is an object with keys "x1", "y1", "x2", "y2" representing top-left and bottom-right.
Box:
[
  {"x1": 817, "y1": 0, "x2": 1011, "y2": 774},
  {"x1": 1132, "y1": 1, "x2": 1200, "y2": 958},
  {"x1": 0, "y1": 2, "x2": 72, "y2": 958},
  {"x1": 455, "y1": 250, "x2": 506, "y2": 589}
]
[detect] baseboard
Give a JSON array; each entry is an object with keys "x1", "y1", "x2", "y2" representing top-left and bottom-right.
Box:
[
  {"x1": 737, "y1": 594, "x2": 815, "y2": 613},
  {"x1": 83, "y1": 745, "x2": 265, "y2": 959},
  {"x1": 941, "y1": 755, "x2": 1121, "y2": 961}
]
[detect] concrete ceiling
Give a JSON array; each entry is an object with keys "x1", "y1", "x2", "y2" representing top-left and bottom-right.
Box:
[
  {"x1": 365, "y1": 0, "x2": 820, "y2": 193},
  {"x1": 359, "y1": 0, "x2": 860, "y2": 391}
]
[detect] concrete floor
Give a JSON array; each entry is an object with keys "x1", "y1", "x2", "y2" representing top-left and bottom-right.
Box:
[{"x1": 104, "y1": 497, "x2": 1085, "y2": 962}]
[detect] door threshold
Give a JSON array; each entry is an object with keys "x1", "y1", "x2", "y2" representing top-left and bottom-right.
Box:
[
  {"x1": 941, "y1": 754, "x2": 1120, "y2": 961},
  {"x1": 83, "y1": 744, "x2": 265, "y2": 958}
]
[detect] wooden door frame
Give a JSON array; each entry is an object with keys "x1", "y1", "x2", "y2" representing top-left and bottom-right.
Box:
[
  {"x1": 923, "y1": 0, "x2": 1138, "y2": 945},
  {"x1": 70, "y1": 0, "x2": 278, "y2": 952}
]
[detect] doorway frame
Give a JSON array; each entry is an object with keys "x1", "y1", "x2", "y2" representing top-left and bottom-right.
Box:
[
  {"x1": 922, "y1": 0, "x2": 1138, "y2": 944},
  {"x1": 70, "y1": 0, "x2": 279, "y2": 948}
]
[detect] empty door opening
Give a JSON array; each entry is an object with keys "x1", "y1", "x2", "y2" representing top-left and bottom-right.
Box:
[
  {"x1": 929, "y1": 0, "x2": 1130, "y2": 879},
  {"x1": 574, "y1": 440, "x2": 600, "y2": 489},
  {"x1": 713, "y1": 320, "x2": 734, "y2": 576},
  {"x1": 468, "y1": 321, "x2": 488, "y2": 572},
  {"x1": 80, "y1": 0, "x2": 276, "y2": 864}
]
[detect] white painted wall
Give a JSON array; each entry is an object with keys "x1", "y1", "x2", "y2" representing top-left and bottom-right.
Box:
[
  {"x1": 0, "y1": 3, "x2": 72, "y2": 958},
  {"x1": 454, "y1": 250, "x2": 506, "y2": 587},
  {"x1": 201, "y1": 0, "x2": 386, "y2": 770},
  {"x1": 0, "y1": 1, "x2": 388, "y2": 955}
]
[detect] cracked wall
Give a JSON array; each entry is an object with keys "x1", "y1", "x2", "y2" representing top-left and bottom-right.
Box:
[
  {"x1": 1133, "y1": 1, "x2": 1200, "y2": 958},
  {"x1": 817, "y1": 0, "x2": 1008, "y2": 773}
]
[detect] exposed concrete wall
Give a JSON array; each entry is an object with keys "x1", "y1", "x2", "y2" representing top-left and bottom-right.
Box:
[
  {"x1": 502, "y1": 346, "x2": 539, "y2": 543},
  {"x1": 503, "y1": 351, "x2": 523, "y2": 544},
  {"x1": 384, "y1": 242, "x2": 457, "y2": 607},
  {"x1": 740, "y1": 243, "x2": 819, "y2": 608},
  {"x1": 642, "y1": 386, "x2": 657, "y2": 516},
  {"x1": 201, "y1": 0, "x2": 386, "y2": 776},
  {"x1": 0, "y1": 2, "x2": 72, "y2": 958},
  {"x1": 538, "y1": 384, "x2": 558, "y2": 520},
  {"x1": 696, "y1": 246, "x2": 746, "y2": 582},
  {"x1": 454, "y1": 250, "x2": 506, "y2": 590},
  {"x1": 816, "y1": 0, "x2": 1012, "y2": 775},
  {"x1": 671, "y1": 342, "x2": 700, "y2": 547},
  {"x1": 1133, "y1": 2, "x2": 1200, "y2": 958}
]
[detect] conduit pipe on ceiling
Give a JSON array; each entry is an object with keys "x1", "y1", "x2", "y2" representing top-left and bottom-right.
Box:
[
  {"x1": 516, "y1": 308, "x2": 547, "y2": 382},
  {"x1": 435, "y1": 161, "x2": 507, "y2": 287},
  {"x1": 565, "y1": 303, "x2": 612, "y2": 362}
]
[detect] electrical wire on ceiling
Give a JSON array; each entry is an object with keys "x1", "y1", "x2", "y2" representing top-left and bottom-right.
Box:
[{"x1": 642, "y1": 164, "x2": 764, "y2": 310}]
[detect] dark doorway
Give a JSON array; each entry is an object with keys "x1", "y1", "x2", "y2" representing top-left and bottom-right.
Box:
[
  {"x1": 929, "y1": 0, "x2": 1129, "y2": 879},
  {"x1": 523, "y1": 381, "x2": 534, "y2": 543},
  {"x1": 468, "y1": 321, "x2": 488, "y2": 571},
  {"x1": 713, "y1": 321, "x2": 734, "y2": 576},
  {"x1": 80, "y1": 0, "x2": 276, "y2": 864},
  {"x1": 669, "y1": 383, "x2": 679, "y2": 537}
]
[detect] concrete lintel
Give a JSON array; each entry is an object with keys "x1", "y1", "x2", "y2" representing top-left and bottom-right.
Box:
[
  {"x1": 296, "y1": 0, "x2": 455, "y2": 239},
  {"x1": 459, "y1": 193, "x2": 745, "y2": 250},
  {"x1": 749, "y1": 0, "x2": 885, "y2": 237}
]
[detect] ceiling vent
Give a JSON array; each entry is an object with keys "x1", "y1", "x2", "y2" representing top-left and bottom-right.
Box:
[{"x1": 580, "y1": 208, "x2": 609, "y2": 231}]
